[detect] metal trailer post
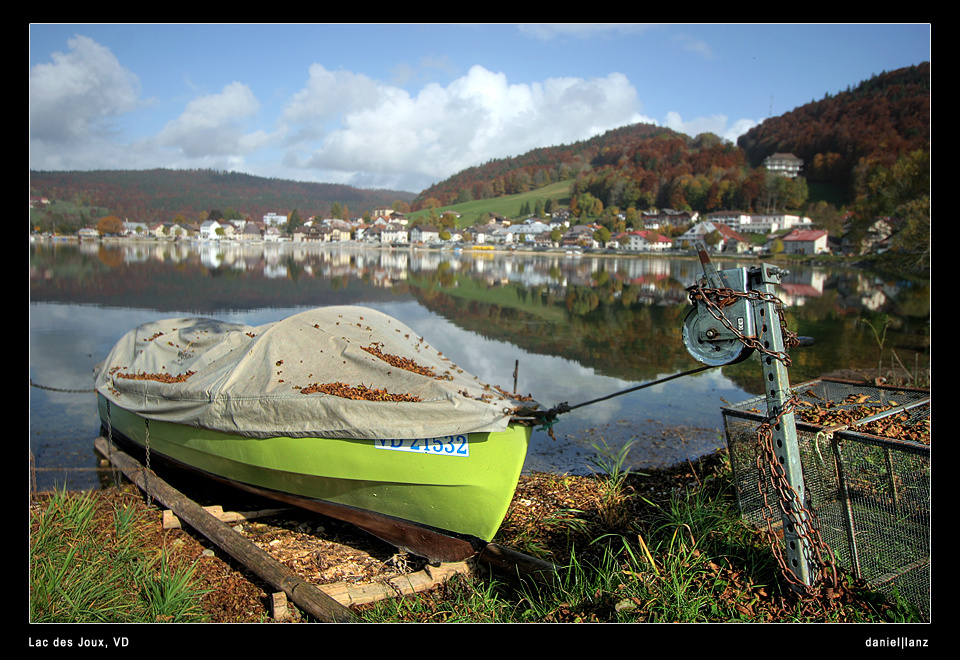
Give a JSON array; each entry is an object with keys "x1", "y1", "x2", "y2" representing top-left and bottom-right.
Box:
[
  {"x1": 750, "y1": 263, "x2": 813, "y2": 587},
  {"x1": 683, "y1": 244, "x2": 815, "y2": 588}
]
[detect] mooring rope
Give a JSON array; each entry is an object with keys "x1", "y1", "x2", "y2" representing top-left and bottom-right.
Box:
[
  {"x1": 29, "y1": 378, "x2": 95, "y2": 394},
  {"x1": 532, "y1": 363, "x2": 718, "y2": 433}
]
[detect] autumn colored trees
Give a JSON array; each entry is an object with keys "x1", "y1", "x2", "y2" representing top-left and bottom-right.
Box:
[
  {"x1": 96, "y1": 215, "x2": 123, "y2": 236},
  {"x1": 413, "y1": 62, "x2": 928, "y2": 227},
  {"x1": 849, "y1": 149, "x2": 930, "y2": 273},
  {"x1": 737, "y1": 63, "x2": 929, "y2": 190}
]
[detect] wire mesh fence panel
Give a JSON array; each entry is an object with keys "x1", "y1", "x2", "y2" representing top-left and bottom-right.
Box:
[{"x1": 722, "y1": 379, "x2": 930, "y2": 617}]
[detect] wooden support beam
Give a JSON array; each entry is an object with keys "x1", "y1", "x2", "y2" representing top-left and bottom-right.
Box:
[
  {"x1": 477, "y1": 542, "x2": 560, "y2": 587},
  {"x1": 94, "y1": 436, "x2": 356, "y2": 623}
]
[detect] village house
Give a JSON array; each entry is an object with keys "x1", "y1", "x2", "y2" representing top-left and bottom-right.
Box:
[
  {"x1": 841, "y1": 217, "x2": 896, "y2": 255},
  {"x1": 410, "y1": 225, "x2": 440, "y2": 243},
  {"x1": 507, "y1": 220, "x2": 552, "y2": 243},
  {"x1": 704, "y1": 211, "x2": 752, "y2": 231},
  {"x1": 642, "y1": 209, "x2": 698, "y2": 229},
  {"x1": 122, "y1": 221, "x2": 150, "y2": 236},
  {"x1": 372, "y1": 209, "x2": 408, "y2": 225},
  {"x1": 383, "y1": 224, "x2": 409, "y2": 245},
  {"x1": 199, "y1": 220, "x2": 223, "y2": 240},
  {"x1": 238, "y1": 222, "x2": 264, "y2": 241},
  {"x1": 624, "y1": 230, "x2": 673, "y2": 251},
  {"x1": 676, "y1": 221, "x2": 749, "y2": 253},
  {"x1": 153, "y1": 222, "x2": 189, "y2": 239},
  {"x1": 330, "y1": 223, "x2": 352, "y2": 242},
  {"x1": 561, "y1": 224, "x2": 599, "y2": 248},
  {"x1": 486, "y1": 226, "x2": 515, "y2": 244},
  {"x1": 361, "y1": 225, "x2": 383, "y2": 243},
  {"x1": 531, "y1": 231, "x2": 555, "y2": 247},
  {"x1": 763, "y1": 152, "x2": 803, "y2": 178},
  {"x1": 742, "y1": 213, "x2": 812, "y2": 234},
  {"x1": 305, "y1": 219, "x2": 353, "y2": 242},
  {"x1": 293, "y1": 225, "x2": 325, "y2": 242},
  {"x1": 464, "y1": 225, "x2": 491, "y2": 244},
  {"x1": 441, "y1": 226, "x2": 463, "y2": 242},
  {"x1": 362, "y1": 222, "x2": 410, "y2": 245},
  {"x1": 780, "y1": 229, "x2": 830, "y2": 255}
]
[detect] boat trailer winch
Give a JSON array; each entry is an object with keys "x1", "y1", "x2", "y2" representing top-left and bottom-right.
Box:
[
  {"x1": 682, "y1": 242, "x2": 832, "y2": 591},
  {"x1": 682, "y1": 242, "x2": 814, "y2": 366}
]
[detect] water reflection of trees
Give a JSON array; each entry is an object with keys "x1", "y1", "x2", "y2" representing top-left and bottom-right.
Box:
[{"x1": 30, "y1": 242, "x2": 929, "y2": 385}]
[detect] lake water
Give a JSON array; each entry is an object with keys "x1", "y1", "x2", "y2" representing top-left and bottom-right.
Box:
[{"x1": 28, "y1": 239, "x2": 930, "y2": 491}]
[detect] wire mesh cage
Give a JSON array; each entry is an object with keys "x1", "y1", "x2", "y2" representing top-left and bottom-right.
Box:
[{"x1": 722, "y1": 378, "x2": 930, "y2": 617}]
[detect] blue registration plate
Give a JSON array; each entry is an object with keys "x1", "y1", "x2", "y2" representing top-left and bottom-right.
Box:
[{"x1": 375, "y1": 435, "x2": 469, "y2": 456}]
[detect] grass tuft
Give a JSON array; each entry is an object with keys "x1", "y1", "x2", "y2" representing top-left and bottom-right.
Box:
[{"x1": 30, "y1": 488, "x2": 209, "y2": 623}]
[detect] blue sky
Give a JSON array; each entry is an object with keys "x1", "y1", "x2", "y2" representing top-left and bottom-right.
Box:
[{"x1": 29, "y1": 23, "x2": 931, "y2": 193}]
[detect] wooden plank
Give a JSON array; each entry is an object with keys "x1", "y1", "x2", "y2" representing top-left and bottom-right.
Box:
[
  {"x1": 162, "y1": 505, "x2": 293, "y2": 530},
  {"x1": 94, "y1": 436, "x2": 356, "y2": 623},
  {"x1": 270, "y1": 592, "x2": 290, "y2": 622},
  {"x1": 317, "y1": 561, "x2": 473, "y2": 607}
]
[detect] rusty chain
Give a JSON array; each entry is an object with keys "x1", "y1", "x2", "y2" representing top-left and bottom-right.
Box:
[
  {"x1": 687, "y1": 282, "x2": 839, "y2": 597},
  {"x1": 754, "y1": 398, "x2": 841, "y2": 597},
  {"x1": 686, "y1": 284, "x2": 801, "y2": 366}
]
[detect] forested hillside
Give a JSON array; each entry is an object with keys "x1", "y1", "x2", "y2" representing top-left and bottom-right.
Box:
[
  {"x1": 415, "y1": 123, "x2": 677, "y2": 206},
  {"x1": 414, "y1": 63, "x2": 929, "y2": 218},
  {"x1": 415, "y1": 121, "x2": 797, "y2": 217},
  {"x1": 29, "y1": 168, "x2": 416, "y2": 226},
  {"x1": 737, "y1": 63, "x2": 930, "y2": 188}
]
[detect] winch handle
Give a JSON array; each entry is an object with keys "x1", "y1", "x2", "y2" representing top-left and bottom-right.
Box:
[{"x1": 695, "y1": 241, "x2": 727, "y2": 289}]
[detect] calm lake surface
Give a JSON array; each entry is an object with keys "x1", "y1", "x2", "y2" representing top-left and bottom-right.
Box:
[{"x1": 28, "y1": 239, "x2": 930, "y2": 491}]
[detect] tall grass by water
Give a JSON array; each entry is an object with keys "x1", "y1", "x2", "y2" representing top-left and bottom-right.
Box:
[{"x1": 29, "y1": 489, "x2": 209, "y2": 623}]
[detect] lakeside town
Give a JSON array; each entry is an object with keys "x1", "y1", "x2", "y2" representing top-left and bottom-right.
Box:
[
  {"x1": 30, "y1": 152, "x2": 902, "y2": 259},
  {"x1": 38, "y1": 203, "x2": 895, "y2": 259}
]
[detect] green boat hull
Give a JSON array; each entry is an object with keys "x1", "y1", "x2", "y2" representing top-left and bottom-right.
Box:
[{"x1": 98, "y1": 394, "x2": 531, "y2": 559}]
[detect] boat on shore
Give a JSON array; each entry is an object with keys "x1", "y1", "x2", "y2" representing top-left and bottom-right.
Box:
[{"x1": 94, "y1": 306, "x2": 540, "y2": 562}]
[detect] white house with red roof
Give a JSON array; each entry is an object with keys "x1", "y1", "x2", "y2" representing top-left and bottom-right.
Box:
[
  {"x1": 625, "y1": 230, "x2": 673, "y2": 251},
  {"x1": 780, "y1": 229, "x2": 829, "y2": 255},
  {"x1": 677, "y1": 221, "x2": 749, "y2": 253}
]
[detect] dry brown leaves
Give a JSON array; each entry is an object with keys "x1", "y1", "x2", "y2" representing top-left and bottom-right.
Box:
[
  {"x1": 795, "y1": 393, "x2": 930, "y2": 445},
  {"x1": 362, "y1": 342, "x2": 437, "y2": 378},
  {"x1": 298, "y1": 381, "x2": 422, "y2": 402},
  {"x1": 115, "y1": 370, "x2": 197, "y2": 383}
]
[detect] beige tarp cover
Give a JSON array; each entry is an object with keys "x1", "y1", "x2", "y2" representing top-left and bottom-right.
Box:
[{"x1": 94, "y1": 306, "x2": 530, "y2": 439}]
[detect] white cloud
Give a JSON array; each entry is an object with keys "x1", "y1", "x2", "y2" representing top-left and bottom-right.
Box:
[
  {"x1": 281, "y1": 64, "x2": 652, "y2": 191},
  {"x1": 280, "y1": 64, "x2": 384, "y2": 140},
  {"x1": 29, "y1": 34, "x2": 143, "y2": 145},
  {"x1": 672, "y1": 33, "x2": 716, "y2": 60},
  {"x1": 146, "y1": 82, "x2": 276, "y2": 158},
  {"x1": 663, "y1": 110, "x2": 757, "y2": 144}
]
